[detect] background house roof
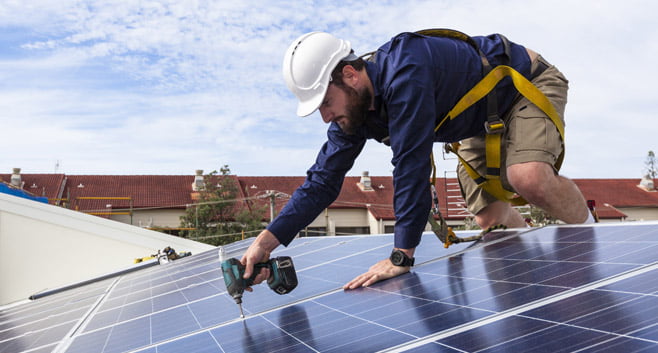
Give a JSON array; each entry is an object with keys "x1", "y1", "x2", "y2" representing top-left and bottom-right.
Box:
[
  {"x1": 0, "y1": 173, "x2": 65, "y2": 200},
  {"x1": 64, "y1": 175, "x2": 196, "y2": 212},
  {"x1": 238, "y1": 176, "x2": 303, "y2": 217},
  {"x1": 574, "y1": 179, "x2": 658, "y2": 208},
  {"x1": 3, "y1": 171, "x2": 657, "y2": 222}
]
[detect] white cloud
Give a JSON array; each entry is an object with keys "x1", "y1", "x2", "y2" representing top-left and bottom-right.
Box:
[{"x1": 0, "y1": 0, "x2": 656, "y2": 178}]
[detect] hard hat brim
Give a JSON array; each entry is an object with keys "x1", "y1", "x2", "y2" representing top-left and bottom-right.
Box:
[{"x1": 296, "y1": 90, "x2": 325, "y2": 117}]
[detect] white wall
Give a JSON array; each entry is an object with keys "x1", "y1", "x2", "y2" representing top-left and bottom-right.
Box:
[
  {"x1": 618, "y1": 207, "x2": 658, "y2": 222},
  {"x1": 112, "y1": 209, "x2": 184, "y2": 228},
  {"x1": 307, "y1": 208, "x2": 369, "y2": 228},
  {"x1": 366, "y1": 212, "x2": 395, "y2": 234},
  {"x1": 0, "y1": 193, "x2": 214, "y2": 305}
]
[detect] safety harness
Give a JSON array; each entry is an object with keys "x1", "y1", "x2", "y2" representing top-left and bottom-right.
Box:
[
  {"x1": 418, "y1": 29, "x2": 565, "y2": 204},
  {"x1": 366, "y1": 29, "x2": 566, "y2": 247}
]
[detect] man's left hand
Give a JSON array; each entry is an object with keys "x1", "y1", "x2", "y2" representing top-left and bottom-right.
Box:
[{"x1": 343, "y1": 258, "x2": 410, "y2": 290}]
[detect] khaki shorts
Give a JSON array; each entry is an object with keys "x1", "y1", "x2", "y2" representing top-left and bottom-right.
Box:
[{"x1": 457, "y1": 55, "x2": 569, "y2": 215}]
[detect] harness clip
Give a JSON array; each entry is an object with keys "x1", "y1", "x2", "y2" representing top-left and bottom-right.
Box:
[{"x1": 484, "y1": 119, "x2": 505, "y2": 134}]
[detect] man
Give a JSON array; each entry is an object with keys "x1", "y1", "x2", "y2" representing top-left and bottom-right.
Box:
[{"x1": 241, "y1": 30, "x2": 592, "y2": 290}]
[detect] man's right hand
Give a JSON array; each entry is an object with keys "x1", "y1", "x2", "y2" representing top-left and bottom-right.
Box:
[{"x1": 240, "y1": 229, "x2": 281, "y2": 289}]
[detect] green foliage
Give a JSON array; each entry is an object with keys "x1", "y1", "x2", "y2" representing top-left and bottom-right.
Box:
[
  {"x1": 179, "y1": 165, "x2": 266, "y2": 246},
  {"x1": 517, "y1": 205, "x2": 558, "y2": 227}
]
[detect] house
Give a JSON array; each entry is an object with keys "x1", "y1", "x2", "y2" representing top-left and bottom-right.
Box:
[
  {"x1": 2, "y1": 168, "x2": 658, "y2": 237},
  {"x1": 574, "y1": 176, "x2": 658, "y2": 222}
]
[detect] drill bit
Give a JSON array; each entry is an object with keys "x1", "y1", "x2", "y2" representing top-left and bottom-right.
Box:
[
  {"x1": 238, "y1": 303, "x2": 245, "y2": 319},
  {"x1": 233, "y1": 295, "x2": 246, "y2": 319}
]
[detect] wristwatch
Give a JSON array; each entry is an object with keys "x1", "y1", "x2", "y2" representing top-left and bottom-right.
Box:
[{"x1": 390, "y1": 249, "x2": 415, "y2": 267}]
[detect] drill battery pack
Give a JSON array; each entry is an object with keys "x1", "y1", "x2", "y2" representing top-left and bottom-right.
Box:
[{"x1": 267, "y1": 256, "x2": 298, "y2": 295}]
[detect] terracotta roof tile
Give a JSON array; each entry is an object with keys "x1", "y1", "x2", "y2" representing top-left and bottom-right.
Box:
[
  {"x1": 574, "y1": 179, "x2": 658, "y2": 207},
  {"x1": 594, "y1": 203, "x2": 627, "y2": 219},
  {"x1": 0, "y1": 173, "x2": 66, "y2": 203},
  {"x1": 64, "y1": 175, "x2": 194, "y2": 213},
  {"x1": 3, "y1": 171, "x2": 655, "y2": 222}
]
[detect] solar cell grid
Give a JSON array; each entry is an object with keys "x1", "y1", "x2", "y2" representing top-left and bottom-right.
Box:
[
  {"x1": 438, "y1": 315, "x2": 616, "y2": 352},
  {"x1": 0, "y1": 278, "x2": 115, "y2": 353},
  {"x1": 62, "y1": 235, "x2": 414, "y2": 352},
  {"x1": 85, "y1": 254, "x2": 224, "y2": 332},
  {"x1": 384, "y1": 225, "x2": 658, "y2": 352},
  {"x1": 600, "y1": 269, "x2": 658, "y2": 294},
  {"x1": 3, "y1": 222, "x2": 658, "y2": 352}
]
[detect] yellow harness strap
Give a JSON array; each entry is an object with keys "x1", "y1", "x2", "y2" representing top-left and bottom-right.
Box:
[{"x1": 436, "y1": 65, "x2": 565, "y2": 205}]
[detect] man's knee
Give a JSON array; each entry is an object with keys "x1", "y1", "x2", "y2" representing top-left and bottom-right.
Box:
[
  {"x1": 507, "y1": 162, "x2": 556, "y2": 202},
  {"x1": 474, "y1": 201, "x2": 525, "y2": 229},
  {"x1": 475, "y1": 212, "x2": 501, "y2": 229}
]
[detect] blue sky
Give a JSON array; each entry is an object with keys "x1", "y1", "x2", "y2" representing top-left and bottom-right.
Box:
[{"x1": 1, "y1": 0, "x2": 656, "y2": 179}]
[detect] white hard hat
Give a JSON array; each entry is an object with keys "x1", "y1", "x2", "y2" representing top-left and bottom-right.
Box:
[{"x1": 282, "y1": 32, "x2": 353, "y2": 117}]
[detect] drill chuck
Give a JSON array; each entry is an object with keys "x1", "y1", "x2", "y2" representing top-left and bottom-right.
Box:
[{"x1": 221, "y1": 258, "x2": 248, "y2": 305}]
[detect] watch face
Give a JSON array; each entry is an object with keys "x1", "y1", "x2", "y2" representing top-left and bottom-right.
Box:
[{"x1": 391, "y1": 250, "x2": 404, "y2": 265}]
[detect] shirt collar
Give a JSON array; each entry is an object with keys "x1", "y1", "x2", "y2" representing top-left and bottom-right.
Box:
[{"x1": 365, "y1": 60, "x2": 383, "y2": 112}]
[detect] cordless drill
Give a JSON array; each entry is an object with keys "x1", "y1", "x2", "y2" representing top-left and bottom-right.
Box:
[{"x1": 220, "y1": 256, "x2": 298, "y2": 318}]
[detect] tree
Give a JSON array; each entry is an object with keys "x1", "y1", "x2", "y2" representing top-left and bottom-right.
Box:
[
  {"x1": 645, "y1": 150, "x2": 657, "y2": 179},
  {"x1": 179, "y1": 165, "x2": 266, "y2": 246}
]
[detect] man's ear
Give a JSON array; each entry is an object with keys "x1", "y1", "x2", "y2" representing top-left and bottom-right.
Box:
[{"x1": 341, "y1": 65, "x2": 359, "y2": 84}]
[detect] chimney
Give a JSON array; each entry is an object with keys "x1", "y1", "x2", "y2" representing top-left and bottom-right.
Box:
[
  {"x1": 358, "y1": 171, "x2": 373, "y2": 191},
  {"x1": 10, "y1": 168, "x2": 23, "y2": 189},
  {"x1": 639, "y1": 174, "x2": 655, "y2": 191},
  {"x1": 192, "y1": 170, "x2": 204, "y2": 191}
]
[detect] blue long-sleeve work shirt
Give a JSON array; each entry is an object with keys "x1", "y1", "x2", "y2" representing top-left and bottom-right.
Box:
[{"x1": 268, "y1": 32, "x2": 533, "y2": 249}]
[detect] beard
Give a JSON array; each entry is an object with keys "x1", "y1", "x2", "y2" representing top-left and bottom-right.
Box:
[{"x1": 338, "y1": 85, "x2": 372, "y2": 135}]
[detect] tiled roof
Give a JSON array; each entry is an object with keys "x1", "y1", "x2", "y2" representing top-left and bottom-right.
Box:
[
  {"x1": 64, "y1": 175, "x2": 195, "y2": 213},
  {"x1": 0, "y1": 173, "x2": 66, "y2": 202},
  {"x1": 237, "y1": 176, "x2": 468, "y2": 221},
  {"x1": 594, "y1": 203, "x2": 627, "y2": 220},
  {"x1": 574, "y1": 179, "x2": 658, "y2": 207},
  {"x1": 339, "y1": 176, "x2": 396, "y2": 220},
  {"x1": 3, "y1": 171, "x2": 656, "y2": 222},
  {"x1": 238, "y1": 176, "x2": 399, "y2": 219},
  {"x1": 238, "y1": 176, "x2": 302, "y2": 217}
]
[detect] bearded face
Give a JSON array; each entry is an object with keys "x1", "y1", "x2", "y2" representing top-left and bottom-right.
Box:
[
  {"x1": 340, "y1": 84, "x2": 372, "y2": 135},
  {"x1": 319, "y1": 83, "x2": 372, "y2": 135}
]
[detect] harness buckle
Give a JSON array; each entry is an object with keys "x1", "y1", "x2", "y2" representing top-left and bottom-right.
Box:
[{"x1": 484, "y1": 119, "x2": 505, "y2": 134}]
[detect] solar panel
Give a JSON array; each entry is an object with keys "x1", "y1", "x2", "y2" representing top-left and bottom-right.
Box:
[
  {"x1": 2, "y1": 222, "x2": 657, "y2": 352},
  {"x1": 0, "y1": 278, "x2": 115, "y2": 353}
]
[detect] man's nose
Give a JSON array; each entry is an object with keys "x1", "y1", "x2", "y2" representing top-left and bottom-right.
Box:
[{"x1": 319, "y1": 108, "x2": 332, "y2": 123}]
